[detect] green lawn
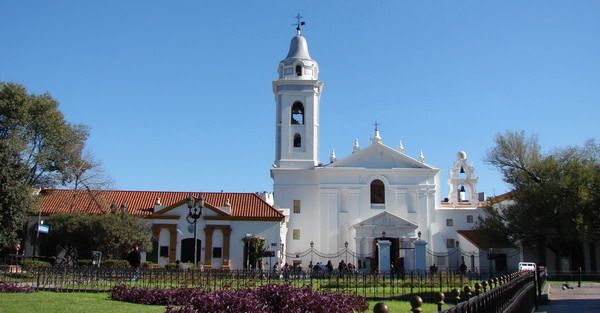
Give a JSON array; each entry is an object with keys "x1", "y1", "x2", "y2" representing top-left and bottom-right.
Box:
[
  {"x1": 0, "y1": 292, "x2": 165, "y2": 313},
  {"x1": 0, "y1": 291, "x2": 456, "y2": 313}
]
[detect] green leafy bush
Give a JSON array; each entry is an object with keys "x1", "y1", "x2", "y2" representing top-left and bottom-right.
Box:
[
  {"x1": 76, "y1": 259, "x2": 92, "y2": 267},
  {"x1": 164, "y1": 262, "x2": 177, "y2": 270},
  {"x1": 19, "y1": 260, "x2": 52, "y2": 268},
  {"x1": 102, "y1": 259, "x2": 130, "y2": 268}
]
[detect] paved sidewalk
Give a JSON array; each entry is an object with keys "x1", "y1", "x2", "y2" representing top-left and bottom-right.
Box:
[{"x1": 536, "y1": 283, "x2": 600, "y2": 313}]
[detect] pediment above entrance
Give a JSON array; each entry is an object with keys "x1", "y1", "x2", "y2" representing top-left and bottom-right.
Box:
[
  {"x1": 147, "y1": 197, "x2": 232, "y2": 220},
  {"x1": 326, "y1": 143, "x2": 436, "y2": 170},
  {"x1": 351, "y1": 211, "x2": 418, "y2": 229}
]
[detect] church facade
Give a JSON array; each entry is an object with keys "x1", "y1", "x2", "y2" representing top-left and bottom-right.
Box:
[{"x1": 271, "y1": 27, "x2": 520, "y2": 272}]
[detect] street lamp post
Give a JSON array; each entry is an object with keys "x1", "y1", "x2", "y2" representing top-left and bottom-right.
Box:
[
  {"x1": 310, "y1": 241, "x2": 314, "y2": 263},
  {"x1": 345, "y1": 241, "x2": 349, "y2": 263},
  {"x1": 456, "y1": 240, "x2": 460, "y2": 270},
  {"x1": 187, "y1": 194, "x2": 204, "y2": 266}
]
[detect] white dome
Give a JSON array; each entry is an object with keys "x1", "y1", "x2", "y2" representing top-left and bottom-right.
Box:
[{"x1": 456, "y1": 151, "x2": 467, "y2": 160}]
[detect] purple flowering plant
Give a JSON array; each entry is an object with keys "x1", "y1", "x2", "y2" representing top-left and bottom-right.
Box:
[{"x1": 110, "y1": 283, "x2": 368, "y2": 313}]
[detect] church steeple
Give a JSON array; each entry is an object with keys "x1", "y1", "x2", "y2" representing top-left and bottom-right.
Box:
[
  {"x1": 447, "y1": 151, "x2": 479, "y2": 204},
  {"x1": 273, "y1": 16, "x2": 324, "y2": 169}
]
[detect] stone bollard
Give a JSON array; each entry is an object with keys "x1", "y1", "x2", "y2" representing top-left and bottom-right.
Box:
[
  {"x1": 434, "y1": 291, "x2": 445, "y2": 312},
  {"x1": 474, "y1": 282, "x2": 482, "y2": 296},
  {"x1": 410, "y1": 295, "x2": 423, "y2": 313},
  {"x1": 373, "y1": 302, "x2": 389, "y2": 313},
  {"x1": 463, "y1": 285, "x2": 472, "y2": 300},
  {"x1": 481, "y1": 280, "x2": 488, "y2": 292},
  {"x1": 450, "y1": 288, "x2": 461, "y2": 305}
]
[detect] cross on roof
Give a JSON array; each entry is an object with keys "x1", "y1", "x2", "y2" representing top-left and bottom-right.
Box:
[
  {"x1": 292, "y1": 13, "x2": 306, "y2": 30},
  {"x1": 373, "y1": 121, "x2": 380, "y2": 131}
]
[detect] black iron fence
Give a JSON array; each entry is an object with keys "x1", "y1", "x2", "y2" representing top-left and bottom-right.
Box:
[
  {"x1": 1, "y1": 265, "x2": 550, "y2": 312},
  {"x1": 1, "y1": 266, "x2": 497, "y2": 298},
  {"x1": 395, "y1": 270, "x2": 545, "y2": 313}
]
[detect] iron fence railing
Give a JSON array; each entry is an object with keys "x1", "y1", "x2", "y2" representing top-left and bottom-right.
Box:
[
  {"x1": 436, "y1": 271, "x2": 538, "y2": 313},
  {"x1": 2, "y1": 265, "x2": 550, "y2": 313},
  {"x1": 1, "y1": 266, "x2": 499, "y2": 298}
]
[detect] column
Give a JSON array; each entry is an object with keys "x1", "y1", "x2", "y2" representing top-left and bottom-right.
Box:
[
  {"x1": 377, "y1": 240, "x2": 391, "y2": 273},
  {"x1": 204, "y1": 227, "x2": 214, "y2": 268},
  {"x1": 414, "y1": 239, "x2": 427, "y2": 271},
  {"x1": 222, "y1": 227, "x2": 232, "y2": 269}
]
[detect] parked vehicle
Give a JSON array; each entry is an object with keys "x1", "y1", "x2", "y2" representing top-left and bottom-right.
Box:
[{"x1": 518, "y1": 262, "x2": 536, "y2": 271}]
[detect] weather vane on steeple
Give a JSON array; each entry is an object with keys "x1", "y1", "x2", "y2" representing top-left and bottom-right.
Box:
[{"x1": 292, "y1": 13, "x2": 306, "y2": 31}]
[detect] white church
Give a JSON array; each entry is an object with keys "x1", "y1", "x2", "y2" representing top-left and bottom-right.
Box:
[
  {"x1": 28, "y1": 25, "x2": 520, "y2": 272},
  {"x1": 270, "y1": 25, "x2": 519, "y2": 272}
]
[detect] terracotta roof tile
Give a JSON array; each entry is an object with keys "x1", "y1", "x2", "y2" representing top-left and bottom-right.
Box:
[
  {"x1": 39, "y1": 189, "x2": 283, "y2": 219},
  {"x1": 457, "y1": 230, "x2": 516, "y2": 249}
]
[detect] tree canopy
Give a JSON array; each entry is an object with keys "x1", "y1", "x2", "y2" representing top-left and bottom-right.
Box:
[
  {"x1": 39, "y1": 213, "x2": 152, "y2": 263},
  {"x1": 0, "y1": 141, "x2": 37, "y2": 249},
  {"x1": 0, "y1": 82, "x2": 114, "y2": 250},
  {"x1": 0, "y1": 82, "x2": 89, "y2": 188},
  {"x1": 479, "y1": 130, "x2": 600, "y2": 268}
]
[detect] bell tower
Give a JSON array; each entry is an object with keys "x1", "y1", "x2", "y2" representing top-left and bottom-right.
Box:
[
  {"x1": 272, "y1": 20, "x2": 323, "y2": 169},
  {"x1": 447, "y1": 151, "x2": 479, "y2": 204}
]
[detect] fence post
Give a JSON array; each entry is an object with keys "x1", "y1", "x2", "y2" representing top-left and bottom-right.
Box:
[
  {"x1": 36, "y1": 268, "x2": 41, "y2": 290},
  {"x1": 373, "y1": 302, "x2": 389, "y2": 313},
  {"x1": 434, "y1": 291, "x2": 445, "y2": 312},
  {"x1": 451, "y1": 288, "x2": 461, "y2": 305},
  {"x1": 410, "y1": 296, "x2": 423, "y2": 313},
  {"x1": 463, "y1": 285, "x2": 472, "y2": 300},
  {"x1": 474, "y1": 282, "x2": 482, "y2": 296}
]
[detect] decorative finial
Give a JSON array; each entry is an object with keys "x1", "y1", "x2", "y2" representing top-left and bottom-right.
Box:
[
  {"x1": 418, "y1": 149, "x2": 425, "y2": 163},
  {"x1": 398, "y1": 140, "x2": 404, "y2": 153},
  {"x1": 330, "y1": 149, "x2": 336, "y2": 163},
  {"x1": 292, "y1": 13, "x2": 306, "y2": 33},
  {"x1": 353, "y1": 139, "x2": 360, "y2": 153},
  {"x1": 371, "y1": 124, "x2": 382, "y2": 144}
]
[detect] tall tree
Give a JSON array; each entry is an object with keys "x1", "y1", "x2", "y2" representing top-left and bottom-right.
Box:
[
  {"x1": 480, "y1": 131, "x2": 600, "y2": 270},
  {"x1": 0, "y1": 141, "x2": 37, "y2": 249},
  {"x1": 0, "y1": 82, "x2": 89, "y2": 187},
  {"x1": 1, "y1": 82, "x2": 113, "y2": 250}
]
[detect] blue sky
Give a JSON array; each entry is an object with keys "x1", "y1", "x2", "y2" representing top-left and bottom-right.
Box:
[{"x1": 2, "y1": 1, "x2": 599, "y2": 198}]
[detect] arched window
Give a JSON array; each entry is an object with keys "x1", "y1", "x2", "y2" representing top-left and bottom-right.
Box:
[
  {"x1": 293, "y1": 133, "x2": 302, "y2": 147},
  {"x1": 370, "y1": 179, "x2": 385, "y2": 204},
  {"x1": 295, "y1": 65, "x2": 302, "y2": 76},
  {"x1": 291, "y1": 102, "x2": 304, "y2": 124}
]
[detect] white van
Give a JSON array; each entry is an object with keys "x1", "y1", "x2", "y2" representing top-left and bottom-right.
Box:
[{"x1": 518, "y1": 262, "x2": 536, "y2": 271}]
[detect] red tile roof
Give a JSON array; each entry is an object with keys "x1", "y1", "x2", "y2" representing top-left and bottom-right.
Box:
[
  {"x1": 457, "y1": 230, "x2": 516, "y2": 249},
  {"x1": 38, "y1": 189, "x2": 284, "y2": 219}
]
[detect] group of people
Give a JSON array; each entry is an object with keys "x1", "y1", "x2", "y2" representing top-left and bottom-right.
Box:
[{"x1": 271, "y1": 259, "x2": 357, "y2": 274}]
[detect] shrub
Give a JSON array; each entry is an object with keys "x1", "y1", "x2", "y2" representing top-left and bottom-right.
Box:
[
  {"x1": 76, "y1": 259, "x2": 92, "y2": 267},
  {"x1": 102, "y1": 259, "x2": 130, "y2": 268},
  {"x1": 110, "y1": 283, "x2": 368, "y2": 313},
  {"x1": 0, "y1": 281, "x2": 34, "y2": 293},
  {"x1": 19, "y1": 260, "x2": 52, "y2": 268}
]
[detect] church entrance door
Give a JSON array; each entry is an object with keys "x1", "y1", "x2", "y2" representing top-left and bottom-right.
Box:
[{"x1": 371, "y1": 237, "x2": 400, "y2": 272}]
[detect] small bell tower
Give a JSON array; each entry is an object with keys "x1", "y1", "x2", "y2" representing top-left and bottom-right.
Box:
[
  {"x1": 447, "y1": 151, "x2": 479, "y2": 204},
  {"x1": 272, "y1": 16, "x2": 324, "y2": 169}
]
